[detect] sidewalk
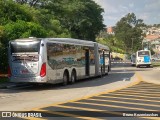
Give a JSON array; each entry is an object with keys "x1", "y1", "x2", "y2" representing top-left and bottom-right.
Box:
[
  {"x1": 137, "y1": 67, "x2": 160, "y2": 84},
  {"x1": 0, "y1": 74, "x2": 140, "y2": 111}
]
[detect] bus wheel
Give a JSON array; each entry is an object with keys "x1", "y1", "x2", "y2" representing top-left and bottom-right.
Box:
[
  {"x1": 71, "y1": 70, "x2": 76, "y2": 84},
  {"x1": 63, "y1": 72, "x2": 68, "y2": 86}
]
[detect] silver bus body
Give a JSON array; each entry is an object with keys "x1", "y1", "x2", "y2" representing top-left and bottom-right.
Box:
[{"x1": 8, "y1": 38, "x2": 111, "y2": 84}]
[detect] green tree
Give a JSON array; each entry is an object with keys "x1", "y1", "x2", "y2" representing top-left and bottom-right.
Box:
[
  {"x1": 4, "y1": 20, "x2": 47, "y2": 40},
  {"x1": 14, "y1": 0, "x2": 105, "y2": 41},
  {"x1": 42, "y1": 0, "x2": 105, "y2": 41},
  {"x1": 0, "y1": 20, "x2": 47, "y2": 72},
  {"x1": 0, "y1": 0, "x2": 47, "y2": 72},
  {"x1": 13, "y1": 1, "x2": 71, "y2": 37},
  {"x1": 14, "y1": 0, "x2": 45, "y2": 7},
  {"x1": 96, "y1": 34, "x2": 125, "y2": 53},
  {"x1": 115, "y1": 13, "x2": 146, "y2": 53},
  {"x1": 0, "y1": 0, "x2": 32, "y2": 25}
]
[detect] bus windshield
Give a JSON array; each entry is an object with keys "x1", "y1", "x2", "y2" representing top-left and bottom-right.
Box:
[
  {"x1": 10, "y1": 41, "x2": 40, "y2": 54},
  {"x1": 138, "y1": 51, "x2": 150, "y2": 57}
]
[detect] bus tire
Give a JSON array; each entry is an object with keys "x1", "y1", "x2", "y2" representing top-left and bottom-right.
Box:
[
  {"x1": 70, "y1": 70, "x2": 76, "y2": 84},
  {"x1": 63, "y1": 71, "x2": 69, "y2": 86}
]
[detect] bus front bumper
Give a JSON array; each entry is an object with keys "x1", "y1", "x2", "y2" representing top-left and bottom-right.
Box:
[{"x1": 136, "y1": 62, "x2": 151, "y2": 67}]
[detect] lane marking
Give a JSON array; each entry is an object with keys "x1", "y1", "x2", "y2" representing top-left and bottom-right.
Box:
[
  {"x1": 128, "y1": 85, "x2": 160, "y2": 88},
  {"x1": 29, "y1": 72, "x2": 144, "y2": 119},
  {"x1": 28, "y1": 109, "x2": 107, "y2": 120},
  {"x1": 31, "y1": 74, "x2": 141, "y2": 111},
  {"x1": 129, "y1": 83, "x2": 160, "y2": 86},
  {"x1": 134, "y1": 82, "x2": 159, "y2": 85},
  {"x1": 97, "y1": 96, "x2": 160, "y2": 103},
  {"x1": 115, "y1": 91, "x2": 160, "y2": 97},
  {"x1": 120, "y1": 89, "x2": 160, "y2": 93},
  {"x1": 73, "y1": 101, "x2": 158, "y2": 111},
  {"x1": 122, "y1": 88, "x2": 160, "y2": 92},
  {"x1": 102, "y1": 93, "x2": 160, "y2": 99},
  {"x1": 33, "y1": 109, "x2": 104, "y2": 120},
  {"x1": 88, "y1": 98, "x2": 160, "y2": 108},
  {"x1": 51, "y1": 104, "x2": 122, "y2": 116}
]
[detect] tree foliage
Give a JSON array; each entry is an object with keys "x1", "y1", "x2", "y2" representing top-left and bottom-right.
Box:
[
  {"x1": 42, "y1": 0, "x2": 105, "y2": 41},
  {"x1": 97, "y1": 33, "x2": 125, "y2": 53},
  {"x1": 114, "y1": 13, "x2": 146, "y2": 53},
  {"x1": 14, "y1": 0, "x2": 44, "y2": 7},
  {"x1": 0, "y1": 0, "x2": 104, "y2": 72}
]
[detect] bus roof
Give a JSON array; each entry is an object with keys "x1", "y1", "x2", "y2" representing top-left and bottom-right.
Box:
[
  {"x1": 13, "y1": 38, "x2": 40, "y2": 42},
  {"x1": 11, "y1": 38, "x2": 110, "y2": 51},
  {"x1": 46, "y1": 38, "x2": 95, "y2": 47}
]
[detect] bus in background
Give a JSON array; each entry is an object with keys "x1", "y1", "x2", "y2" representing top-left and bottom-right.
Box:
[
  {"x1": 130, "y1": 53, "x2": 136, "y2": 66},
  {"x1": 8, "y1": 38, "x2": 111, "y2": 85},
  {"x1": 136, "y1": 50, "x2": 151, "y2": 68},
  {"x1": 98, "y1": 43, "x2": 111, "y2": 75}
]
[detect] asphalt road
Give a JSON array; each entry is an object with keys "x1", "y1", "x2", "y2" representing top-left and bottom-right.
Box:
[{"x1": 0, "y1": 61, "x2": 160, "y2": 119}]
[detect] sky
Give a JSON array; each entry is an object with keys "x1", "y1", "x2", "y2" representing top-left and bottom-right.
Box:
[{"x1": 93, "y1": 0, "x2": 160, "y2": 27}]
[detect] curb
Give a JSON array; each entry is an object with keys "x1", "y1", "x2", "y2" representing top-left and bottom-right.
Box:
[{"x1": 136, "y1": 72, "x2": 160, "y2": 85}]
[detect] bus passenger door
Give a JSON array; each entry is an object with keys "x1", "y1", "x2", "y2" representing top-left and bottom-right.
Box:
[
  {"x1": 85, "y1": 49, "x2": 90, "y2": 76},
  {"x1": 100, "y1": 51, "x2": 105, "y2": 74}
]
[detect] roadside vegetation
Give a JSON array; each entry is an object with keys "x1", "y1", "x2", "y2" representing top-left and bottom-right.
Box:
[
  {"x1": 0, "y1": 0, "x2": 104, "y2": 73},
  {"x1": 152, "y1": 62, "x2": 160, "y2": 67},
  {"x1": 97, "y1": 13, "x2": 146, "y2": 55}
]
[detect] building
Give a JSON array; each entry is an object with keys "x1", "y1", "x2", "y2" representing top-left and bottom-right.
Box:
[
  {"x1": 143, "y1": 35, "x2": 160, "y2": 54},
  {"x1": 107, "y1": 27, "x2": 115, "y2": 34}
]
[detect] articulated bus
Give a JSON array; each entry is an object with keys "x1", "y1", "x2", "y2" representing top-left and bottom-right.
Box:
[
  {"x1": 8, "y1": 38, "x2": 111, "y2": 85},
  {"x1": 136, "y1": 50, "x2": 151, "y2": 68}
]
